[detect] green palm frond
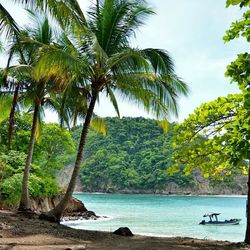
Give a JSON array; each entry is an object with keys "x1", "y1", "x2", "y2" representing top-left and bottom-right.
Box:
[
  {"x1": 142, "y1": 48, "x2": 174, "y2": 74},
  {"x1": 33, "y1": 45, "x2": 90, "y2": 86},
  {"x1": 13, "y1": 0, "x2": 86, "y2": 33},
  {"x1": 0, "y1": 3, "x2": 19, "y2": 40},
  {"x1": 25, "y1": 10, "x2": 53, "y2": 45},
  {"x1": 55, "y1": 84, "x2": 89, "y2": 129},
  {"x1": 91, "y1": 116, "x2": 107, "y2": 136},
  {"x1": 157, "y1": 119, "x2": 170, "y2": 134},
  {"x1": 7, "y1": 64, "x2": 33, "y2": 79},
  {"x1": 107, "y1": 48, "x2": 150, "y2": 73},
  {"x1": 89, "y1": 0, "x2": 154, "y2": 55},
  {"x1": 106, "y1": 85, "x2": 120, "y2": 118},
  {"x1": 110, "y1": 75, "x2": 170, "y2": 118}
]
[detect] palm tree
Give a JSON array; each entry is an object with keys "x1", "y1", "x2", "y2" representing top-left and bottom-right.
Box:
[
  {"x1": 35, "y1": 0, "x2": 189, "y2": 221},
  {"x1": 4, "y1": 11, "x2": 65, "y2": 211},
  {"x1": 1, "y1": 30, "x2": 32, "y2": 148},
  {"x1": 0, "y1": 0, "x2": 87, "y2": 147}
]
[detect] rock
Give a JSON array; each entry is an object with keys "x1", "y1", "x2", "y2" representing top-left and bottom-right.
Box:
[
  {"x1": 86, "y1": 211, "x2": 96, "y2": 217},
  {"x1": 31, "y1": 196, "x2": 87, "y2": 215},
  {"x1": 61, "y1": 210, "x2": 100, "y2": 221},
  {"x1": 113, "y1": 227, "x2": 133, "y2": 236},
  {"x1": 63, "y1": 197, "x2": 87, "y2": 215},
  {"x1": 0, "y1": 235, "x2": 3, "y2": 238}
]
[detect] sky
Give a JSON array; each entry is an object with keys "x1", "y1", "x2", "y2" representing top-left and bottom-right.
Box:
[{"x1": 0, "y1": 0, "x2": 248, "y2": 122}]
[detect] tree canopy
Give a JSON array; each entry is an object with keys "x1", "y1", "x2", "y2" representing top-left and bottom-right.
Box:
[{"x1": 171, "y1": 94, "x2": 248, "y2": 179}]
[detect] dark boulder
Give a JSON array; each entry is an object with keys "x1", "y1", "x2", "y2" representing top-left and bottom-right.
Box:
[{"x1": 113, "y1": 227, "x2": 133, "y2": 236}]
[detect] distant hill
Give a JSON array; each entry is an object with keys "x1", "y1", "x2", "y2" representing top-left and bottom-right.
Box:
[{"x1": 66, "y1": 117, "x2": 247, "y2": 195}]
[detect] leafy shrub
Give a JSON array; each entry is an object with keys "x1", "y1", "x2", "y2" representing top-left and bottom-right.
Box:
[{"x1": 0, "y1": 173, "x2": 58, "y2": 206}]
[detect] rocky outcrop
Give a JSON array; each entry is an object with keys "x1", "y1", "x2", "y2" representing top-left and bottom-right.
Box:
[
  {"x1": 57, "y1": 164, "x2": 248, "y2": 195},
  {"x1": 31, "y1": 196, "x2": 101, "y2": 221},
  {"x1": 82, "y1": 173, "x2": 248, "y2": 195},
  {"x1": 31, "y1": 195, "x2": 87, "y2": 214}
]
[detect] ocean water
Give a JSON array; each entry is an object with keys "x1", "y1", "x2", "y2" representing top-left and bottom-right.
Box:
[{"x1": 63, "y1": 193, "x2": 246, "y2": 242}]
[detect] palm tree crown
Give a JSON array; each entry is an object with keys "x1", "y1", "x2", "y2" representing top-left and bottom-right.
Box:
[{"x1": 34, "y1": 0, "x2": 189, "y2": 221}]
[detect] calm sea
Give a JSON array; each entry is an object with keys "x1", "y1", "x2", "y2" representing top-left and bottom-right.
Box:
[{"x1": 63, "y1": 193, "x2": 246, "y2": 242}]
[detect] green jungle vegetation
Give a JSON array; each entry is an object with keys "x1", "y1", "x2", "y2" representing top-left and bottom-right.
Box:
[
  {"x1": 1, "y1": 113, "x2": 245, "y2": 206},
  {"x1": 76, "y1": 117, "x2": 194, "y2": 192},
  {"x1": 0, "y1": 114, "x2": 75, "y2": 206}
]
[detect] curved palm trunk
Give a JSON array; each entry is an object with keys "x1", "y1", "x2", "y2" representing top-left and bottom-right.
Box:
[
  {"x1": 245, "y1": 165, "x2": 250, "y2": 243},
  {"x1": 8, "y1": 82, "x2": 20, "y2": 149},
  {"x1": 48, "y1": 90, "x2": 98, "y2": 220},
  {"x1": 18, "y1": 102, "x2": 40, "y2": 211}
]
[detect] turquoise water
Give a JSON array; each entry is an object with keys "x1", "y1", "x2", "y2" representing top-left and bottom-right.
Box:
[{"x1": 63, "y1": 193, "x2": 246, "y2": 242}]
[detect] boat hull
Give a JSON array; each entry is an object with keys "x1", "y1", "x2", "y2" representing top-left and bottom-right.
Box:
[{"x1": 199, "y1": 219, "x2": 241, "y2": 226}]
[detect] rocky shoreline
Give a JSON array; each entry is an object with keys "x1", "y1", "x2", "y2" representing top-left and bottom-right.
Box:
[{"x1": 62, "y1": 210, "x2": 108, "y2": 222}]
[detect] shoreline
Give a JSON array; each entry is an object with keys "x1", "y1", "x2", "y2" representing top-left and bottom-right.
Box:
[
  {"x1": 0, "y1": 210, "x2": 249, "y2": 250},
  {"x1": 62, "y1": 221, "x2": 244, "y2": 243},
  {"x1": 74, "y1": 192, "x2": 247, "y2": 198}
]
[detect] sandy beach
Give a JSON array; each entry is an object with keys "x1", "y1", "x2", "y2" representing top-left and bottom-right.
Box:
[{"x1": 0, "y1": 210, "x2": 249, "y2": 250}]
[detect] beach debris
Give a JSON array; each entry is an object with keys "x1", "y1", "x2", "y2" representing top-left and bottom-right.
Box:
[
  {"x1": 113, "y1": 227, "x2": 133, "y2": 236},
  {"x1": 65, "y1": 246, "x2": 86, "y2": 250}
]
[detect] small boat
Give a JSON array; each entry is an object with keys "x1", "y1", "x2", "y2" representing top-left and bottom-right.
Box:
[{"x1": 199, "y1": 213, "x2": 241, "y2": 226}]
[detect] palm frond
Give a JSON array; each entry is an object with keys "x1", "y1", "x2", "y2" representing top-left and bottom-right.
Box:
[
  {"x1": 13, "y1": 0, "x2": 86, "y2": 33},
  {"x1": 0, "y1": 4, "x2": 19, "y2": 41},
  {"x1": 157, "y1": 119, "x2": 170, "y2": 134},
  {"x1": 106, "y1": 85, "x2": 120, "y2": 118},
  {"x1": 91, "y1": 116, "x2": 107, "y2": 136},
  {"x1": 107, "y1": 48, "x2": 150, "y2": 73},
  {"x1": 142, "y1": 48, "x2": 174, "y2": 74},
  {"x1": 32, "y1": 45, "x2": 90, "y2": 88},
  {"x1": 88, "y1": 0, "x2": 154, "y2": 55}
]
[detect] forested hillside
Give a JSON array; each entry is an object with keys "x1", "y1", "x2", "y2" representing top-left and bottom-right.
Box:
[{"x1": 71, "y1": 117, "x2": 246, "y2": 194}]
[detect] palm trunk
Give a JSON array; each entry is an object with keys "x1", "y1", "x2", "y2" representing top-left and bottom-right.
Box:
[
  {"x1": 245, "y1": 164, "x2": 250, "y2": 243},
  {"x1": 48, "y1": 90, "x2": 98, "y2": 221},
  {"x1": 8, "y1": 82, "x2": 20, "y2": 149},
  {"x1": 18, "y1": 102, "x2": 40, "y2": 211},
  {"x1": 72, "y1": 111, "x2": 78, "y2": 128}
]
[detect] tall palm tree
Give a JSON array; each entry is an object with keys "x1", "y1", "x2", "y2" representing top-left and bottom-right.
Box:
[
  {"x1": 0, "y1": 0, "x2": 87, "y2": 147},
  {"x1": 36, "y1": 0, "x2": 189, "y2": 221},
  {"x1": 1, "y1": 29, "x2": 33, "y2": 148},
  {"x1": 5, "y1": 11, "x2": 65, "y2": 211}
]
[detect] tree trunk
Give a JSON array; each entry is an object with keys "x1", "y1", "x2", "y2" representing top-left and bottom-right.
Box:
[
  {"x1": 8, "y1": 82, "x2": 20, "y2": 149},
  {"x1": 45, "y1": 90, "x2": 98, "y2": 221},
  {"x1": 18, "y1": 102, "x2": 40, "y2": 211},
  {"x1": 245, "y1": 165, "x2": 250, "y2": 243}
]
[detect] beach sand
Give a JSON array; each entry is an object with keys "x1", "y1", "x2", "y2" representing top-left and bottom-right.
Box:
[{"x1": 0, "y1": 210, "x2": 249, "y2": 250}]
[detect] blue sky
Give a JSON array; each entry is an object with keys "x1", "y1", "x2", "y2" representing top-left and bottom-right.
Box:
[{"x1": 0, "y1": 0, "x2": 248, "y2": 122}]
